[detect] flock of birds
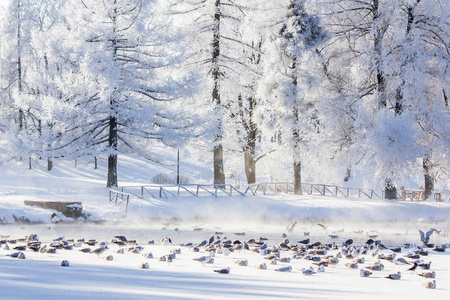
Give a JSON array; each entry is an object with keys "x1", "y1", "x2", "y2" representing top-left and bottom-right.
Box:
[{"x1": 1, "y1": 223, "x2": 448, "y2": 292}]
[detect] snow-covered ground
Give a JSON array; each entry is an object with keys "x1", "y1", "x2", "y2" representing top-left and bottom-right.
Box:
[{"x1": 0, "y1": 154, "x2": 449, "y2": 299}]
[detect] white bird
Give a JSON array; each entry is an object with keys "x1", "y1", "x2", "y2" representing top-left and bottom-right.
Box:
[
  {"x1": 286, "y1": 221, "x2": 298, "y2": 232},
  {"x1": 223, "y1": 248, "x2": 231, "y2": 257},
  {"x1": 161, "y1": 237, "x2": 172, "y2": 246}
]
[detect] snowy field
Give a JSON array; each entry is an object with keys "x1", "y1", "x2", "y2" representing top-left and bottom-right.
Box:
[{"x1": 0, "y1": 155, "x2": 449, "y2": 299}]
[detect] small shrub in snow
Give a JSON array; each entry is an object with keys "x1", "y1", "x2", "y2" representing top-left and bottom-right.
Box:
[{"x1": 151, "y1": 173, "x2": 191, "y2": 184}]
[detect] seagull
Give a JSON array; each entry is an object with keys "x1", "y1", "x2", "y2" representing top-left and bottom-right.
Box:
[
  {"x1": 298, "y1": 238, "x2": 310, "y2": 244},
  {"x1": 317, "y1": 223, "x2": 328, "y2": 230},
  {"x1": 418, "y1": 271, "x2": 436, "y2": 278},
  {"x1": 90, "y1": 247, "x2": 107, "y2": 257},
  {"x1": 61, "y1": 260, "x2": 70, "y2": 267},
  {"x1": 140, "y1": 263, "x2": 149, "y2": 269},
  {"x1": 161, "y1": 237, "x2": 172, "y2": 246},
  {"x1": 418, "y1": 229, "x2": 435, "y2": 244},
  {"x1": 213, "y1": 267, "x2": 230, "y2": 274},
  {"x1": 407, "y1": 263, "x2": 418, "y2": 272},
  {"x1": 315, "y1": 265, "x2": 325, "y2": 272},
  {"x1": 223, "y1": 248, "x2": 231, "y2": 257},
  {"x1": 8, "y1": 252, "x2": 26, "y2": 259},
  {"x1": 275, "y1": 265, "x2": 292, "y2": 272},
  {"x1": 423, "y1": 280, "x2": 436, "y2": 289},
  {"x1": 235, "y1": 260, "x2": 248, "y2": 266},
  {"x1": 360, "y1": 269, "x2": 372, "y2": 277},
  {"x1": 286, "y1": 221, "x2": 298, "y2": 232},
  {"x1": 301, "y1": 267, "x2": 315, "y2": 275},
  {"x1": 256, "y1": 263, "x2": 267, "y2": 270},
  {"x1": 193, "y1": 255, "x2": 212, "y2": 263},
  {"x1": 393, "y1": 258, "x2": 409, "y2": 265},
  {"x1": 114, "y1": 235, "x2": 127, "y2": 243},
  {"x1": 385, "y1": 272, "x2": 401, "y2": 280},
  {"x1": 419, "y1": 261, "x2": 431, "y2": 270},
  {"x1": 345, "y1": 262, "x2": 358, "y2": 269}
]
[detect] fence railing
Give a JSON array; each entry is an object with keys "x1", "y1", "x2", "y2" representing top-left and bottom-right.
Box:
[{"x1": 109, "y1": 183, "x2": 448, "y2": 211}]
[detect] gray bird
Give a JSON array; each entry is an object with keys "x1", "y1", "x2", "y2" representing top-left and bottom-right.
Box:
[
  {"x1": 360, "y1": 269, "x2": 372, "y2": 277},
  {"x1": 418, "y1": 229, "x2": 435, "y2": 244},
  {"x1": 235, "y1": 260, "x2": 248, "y2": 266},
  {"x1": 276, "y1": 265, "x2": 292, "y2": 272},
  {"x1": 256, "y1": 263, "x2": 267, "y2": 270},
  {"x1": 61, "y1": 260, "x2": 70, "y2": 267},
  {"x1": 90, "y1": 247, "x2": 107, "y2": 257},
  {"x1": 301, "y1": 267, "x2": 315, "y2": 275},
  {"x1": 213, "y1": 267, "x2": 230, "y2": 274},
  {"x1": 385, "y1": 272, "x2": 401, "y2": 280},
  {"x1": 418, "y1": 271, "x2": 436, "y2": 278}
]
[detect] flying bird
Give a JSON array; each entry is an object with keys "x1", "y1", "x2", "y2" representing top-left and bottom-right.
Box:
[
  {"x1": 286, "y1": 221, "x2": 298, "y2": 232},
  {"x1": 418, "y1": 229, "x2": 436, "y2": 244}
]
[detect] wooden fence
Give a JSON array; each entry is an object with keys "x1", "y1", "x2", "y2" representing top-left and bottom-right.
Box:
[{"x1": 109, "y1": 183, "x2": 448, "y2": 211}]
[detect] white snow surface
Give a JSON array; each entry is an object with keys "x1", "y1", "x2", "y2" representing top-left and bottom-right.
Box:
[{"x1": 0, "y1": 154, "x2": 449, "y2": 299}]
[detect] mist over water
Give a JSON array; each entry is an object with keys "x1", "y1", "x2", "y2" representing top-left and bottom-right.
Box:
[{"x1": 2, "y1": 219, "x2": 449, "y2": 248}]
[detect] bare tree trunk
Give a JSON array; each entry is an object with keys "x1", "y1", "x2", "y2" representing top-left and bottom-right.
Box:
[
  {"x1": 244, "y1": 151, "x2": 256, "y2": 185},
  {"x1": 293, "y1": 161, "x2": 302, "y2": 195},
  {"x1": 213, "y1": 144, "x2": 224, "y2": 185},
  {"x1": 212, "y1": 0, "x2": 225, "y2": 185},
  {"x1": 107, "y1": 116, "x2": 118, "y2": 187},
  {"x1": 384, "y1": 178, "x2": 397, "y2": 199},
  {"x1": 47, "y1": 158, "x2": 53, "y2": 171},
  {"x1": 423, "y1": 155, "x2": 434, "y2": 200}
]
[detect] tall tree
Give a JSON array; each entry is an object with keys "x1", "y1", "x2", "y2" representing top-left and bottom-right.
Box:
[
  {"x1": 258, "y1": 0, "x2": 328, "y2": 194},
  {"x1": 169, "y1": 0, "x2": 250, "y2": 185},
  {"x1": 35, "y1": 0, "x2": 195, "y2": 187}
]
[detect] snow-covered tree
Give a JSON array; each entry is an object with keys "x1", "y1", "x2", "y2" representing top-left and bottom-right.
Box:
[
  {"x1": 169, "y1": 0, "x2": 255, "y2": 185},
  {"x1": 258, "y1": 0, "x2": 328, "y2": 193},
  {"x1": 33, "y1": 0, "x2": 195, "y2": 187}
]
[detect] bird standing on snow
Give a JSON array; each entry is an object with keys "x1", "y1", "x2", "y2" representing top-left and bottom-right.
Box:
[{"x1": 407, "y1": 262, "x2": 418, "y2": 272}]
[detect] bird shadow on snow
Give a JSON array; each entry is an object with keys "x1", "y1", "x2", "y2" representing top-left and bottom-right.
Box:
[{"x1": 0, "y1": 258, "x2": 364, "y2": 299}]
